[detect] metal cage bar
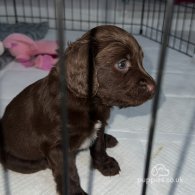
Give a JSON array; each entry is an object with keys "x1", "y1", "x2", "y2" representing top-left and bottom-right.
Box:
[
  {"x1": 141, "y1": 0, "x2": 174, "y2": 194},
  {"x1": 1, "y1": 0, "x2": 193, "y2": 56},
  {"x1": 56, "y1": 0, "x2": 69, "y2": 194},
  {"x1": 0, "y1": 126, "x2": 11, "y2": 195}
]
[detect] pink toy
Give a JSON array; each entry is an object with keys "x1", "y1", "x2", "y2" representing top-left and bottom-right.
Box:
[{"x1": 3, "y1": 33, "x2": 58, "y2": 70}]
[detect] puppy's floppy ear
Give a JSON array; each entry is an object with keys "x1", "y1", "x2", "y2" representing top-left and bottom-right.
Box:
[{"x1": 66, "y1": 38, "x2": 99, "y2": 98}]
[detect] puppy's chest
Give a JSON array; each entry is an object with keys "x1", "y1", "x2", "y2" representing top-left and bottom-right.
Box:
[{"x1": 79, "y1": 120, "x2": 102, "y2": 150}]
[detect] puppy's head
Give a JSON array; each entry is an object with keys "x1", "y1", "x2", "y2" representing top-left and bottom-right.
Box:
[{"x1": 66, "y1": 25, "x2": 155, "y2": 107}]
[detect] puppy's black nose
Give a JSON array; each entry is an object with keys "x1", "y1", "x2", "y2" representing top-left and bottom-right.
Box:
[{"x1": 138, "y1": 79, "x2": 155, "y2": 94}]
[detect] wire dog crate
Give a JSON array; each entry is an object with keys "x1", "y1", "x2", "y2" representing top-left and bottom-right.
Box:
[
  {"x1": 0, "y1": 0, "x2": 195, "y2": 195},
  {"x1": 0, "y1": 0, "x2": 194, "y2": 56}
]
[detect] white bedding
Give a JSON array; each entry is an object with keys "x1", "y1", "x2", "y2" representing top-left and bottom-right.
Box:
[{"x1": 0, "y1": 33, "x2": 195, "y2": 195}]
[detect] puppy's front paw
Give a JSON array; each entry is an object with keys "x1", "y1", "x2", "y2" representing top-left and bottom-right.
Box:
[
  {"x1": 70, "y1": 189, "x2": 88, "y2": 195},
  {"x1": 104, "y1": 133, "x2": 118, "y2": 148},
  {"x1": 93, "y1": 155, "x2": 121, "y2": 176},
  {"x1": 73, "y1": 192, "x2": 88, "y2": 195}
]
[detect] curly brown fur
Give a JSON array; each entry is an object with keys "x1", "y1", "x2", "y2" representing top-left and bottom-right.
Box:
[{"x1": 0, "y1": 25, "x2": 155, "y2": 195}]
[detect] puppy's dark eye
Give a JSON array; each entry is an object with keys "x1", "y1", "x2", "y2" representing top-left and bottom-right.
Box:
[
  {"x1": 118, "y1": 60, "x2": 126, "y2": 69},
  {"x1": 115, "y1": 59, "x2": 130, "y2": 72}
]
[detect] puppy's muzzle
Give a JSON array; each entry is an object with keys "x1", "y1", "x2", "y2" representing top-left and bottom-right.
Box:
[{"x1": 137, "y1": 78, "x2": 156, "y2": 97}]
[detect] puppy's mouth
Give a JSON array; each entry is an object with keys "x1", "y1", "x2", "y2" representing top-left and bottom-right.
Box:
[
  {"x1": 103, "y1": 91, "x2": 155, "y2": 108},
  {"x1": 117, "y1": 85, "x2": 156, "y2": 108},
  {"x1": 133, "y1": 89, "x2": 155, "y2": 104},
  {"x1": 97, "y1": 78, "x2": 156, "y2": 108}
]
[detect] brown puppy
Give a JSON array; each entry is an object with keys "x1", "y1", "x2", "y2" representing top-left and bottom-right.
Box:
[{"x1": 0, "y1": 25, "x2": 155, "y2": 195}]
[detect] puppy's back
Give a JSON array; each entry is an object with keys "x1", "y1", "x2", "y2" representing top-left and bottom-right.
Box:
[{"x1": 0, "y1": 77, "x2": 49, "y2": 160}]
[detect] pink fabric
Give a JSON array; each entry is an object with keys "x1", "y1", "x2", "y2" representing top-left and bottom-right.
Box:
[
  {"x1": 34, "y1": 55, "x2": 58, "y2": 70},
  {"x1": 3, "y1": 33, "x2": 58, "y2": 71}
]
